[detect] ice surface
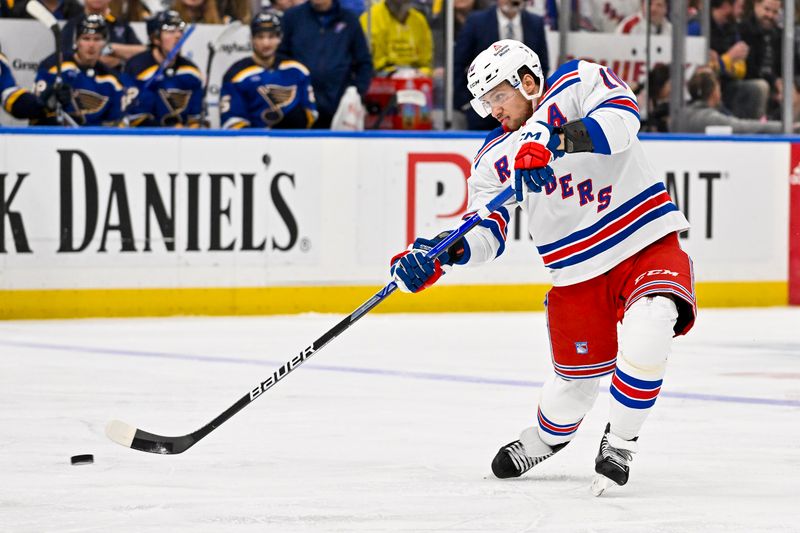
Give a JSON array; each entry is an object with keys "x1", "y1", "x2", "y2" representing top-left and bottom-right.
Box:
[{"x1": 0, "y1": 308, "x2": 798, "y2": 532}]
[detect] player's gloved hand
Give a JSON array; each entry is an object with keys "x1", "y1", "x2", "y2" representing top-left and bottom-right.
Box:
[
  {"x1": 390, "y1": 232, "x2": 465, "y2": 293},
  {"x1": 513, "y1": 121, "x2": 563, "y2": 201},
  {"x1": 41, "y1": 82, "x2": 73, "y2": 112}
]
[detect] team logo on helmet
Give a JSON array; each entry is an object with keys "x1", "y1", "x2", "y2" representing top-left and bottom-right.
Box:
[
  {"x1": 146, "y1": 10, "x2": 186, "y2": 39},
  {"x1": 75, "y1": 14, "x2": 109, "y2": 41},
  {"x1": 251, "y1": 11, "x2": 282, "y2": 35}
]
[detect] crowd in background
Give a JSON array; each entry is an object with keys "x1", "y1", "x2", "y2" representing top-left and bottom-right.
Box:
[{"x1": 0, "y1": 0, "x2": 798, "y2": 132}]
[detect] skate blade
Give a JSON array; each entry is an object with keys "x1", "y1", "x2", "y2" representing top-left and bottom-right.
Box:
[{"x1": 591, "y1": 474, "x2": 617, "y2": 497}]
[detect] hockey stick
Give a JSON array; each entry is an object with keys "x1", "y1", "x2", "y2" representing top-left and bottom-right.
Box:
[
  {"x1": 105, "y1": 185, "x2": 516, "y2": 455},
  {"x1": 143, "y1": 23, "x2": 196, "y2": 89},
  {"x1": 200, "y1": 21, "x2": 242, "y2": 127},
  {"x1": 25, "y1": 0, "x2": 79, "y2": 127}
]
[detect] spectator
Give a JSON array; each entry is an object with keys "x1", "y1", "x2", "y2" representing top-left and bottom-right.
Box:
[
  {"x1": 62, "y1": 0, "x2": 146, "y2": 70},
  {"x1": 1, "y1": 0, "x2": 82, "y2": 19},
  {"x1": 340, "y1": 0, "x2": 366, "y2": 15},
  {"x1": 640, "y1": 62, "x2": 670, "y2": 132},
  {"x1": 360, "y1": 0, "x2": 433, "y2": 76},
  {"x1": 264, "y1": 0, "x2": 296, "y2": 14},
  {"x1": 431, "y1": 0, "x2": 478, "y2": 74},
  {"x1": 217, "y1": 0, "x2": 251, "y2": 22},
  {"x1": 110, "y1": 0, "x2": 151, "y2": 22},
  {"x1": 732, "y1": 0, "x2": 745, "y2": 21},
  {"x1": 739, "y1": 0, "x2": 782, "y2": 117},
  {"x1": 454, "y1": 0, "x2": 549, "y2": 130},
  {"x1": 581, "y1": 0, "x2": 639, "y2": 32},
  {"x1": 278, "y1": 0, "x2": 373, "y2": 128},
  {"x1": 33, "y1": 14, "x2": 126, "y2": 126},
  {"x1": 676, "y1": 67, "x2": 788, "y2": 132},
  {"x1": 707, "y1": 0, "x2": 768, "y2": 119},
  {"x1": 616, "y1": 0, "x2": 672, "y2": 34},
  {"x1": 174, "y1": 0, "x2": 222, "y2": 23},
  {"x1": 220, "y1": 11, "x2": 317, "y2": 128},
  {"x1": 125, "y1": 10, "x2": 203, "y2": 127}
]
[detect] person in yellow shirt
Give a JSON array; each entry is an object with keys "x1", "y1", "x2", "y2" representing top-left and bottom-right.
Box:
[{"x1": 360, "y1": 0, "x2": 433, "y2": 76}]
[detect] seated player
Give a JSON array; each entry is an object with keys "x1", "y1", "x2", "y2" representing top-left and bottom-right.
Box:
[
  {"x1": 220, "y1": 11, "x2": 317, "y2": 129},
  {"x1": 124, "y1": 10, "x2": 203, "y2": 127},
  {"x1": 33, "y1": 14, "x2": 126, "y2": 126},
  {"x1": 2, "y1": 46, "x2": 71, "y2": 121}
]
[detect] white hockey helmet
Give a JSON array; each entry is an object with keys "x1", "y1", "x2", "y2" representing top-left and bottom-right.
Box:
[{"x1": 467, "y1": 39, "x2": 544, "y2": 118}]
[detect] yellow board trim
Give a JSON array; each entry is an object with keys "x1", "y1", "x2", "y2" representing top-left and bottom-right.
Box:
[{"x1": 0, "y1": 281, "x2": 788, "y2": 320}]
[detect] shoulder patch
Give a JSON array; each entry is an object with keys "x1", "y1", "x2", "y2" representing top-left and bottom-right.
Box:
[
  {"x1": 539, "y1": 59, "x2": 581, "y2": 107},
  {"x1": 473, "y1": 126, "x2": 512, "y2": 169},
  {"x1": 278, "y1": 60, "x2": 310, "y2": 76},
  {"x1": 96, "y1": 74, "x2": 123, "y2": 91},
  {"x1": 232, "y1": 65, "x2": 264, "y2": 83},
  {"x1": 176, "y1": 65, "x2": 203, "y2": 81},
  {"x1": 136, "y1": 64, "x2": 158, "y2": 81}
]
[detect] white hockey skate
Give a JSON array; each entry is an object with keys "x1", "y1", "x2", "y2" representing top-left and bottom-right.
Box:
[
  {"x1": 591, "y1": 423, "x2": 638, "y2": 496},
  {"x1": 491, "y1": 426, "x2": 568, "y2": 479}
]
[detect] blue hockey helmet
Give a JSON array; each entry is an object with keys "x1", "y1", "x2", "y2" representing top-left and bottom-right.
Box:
[
  {"x1": 250, "y1": 11, "x2": 282, "y2": 36},
  {"x1": 146, "y1": 10, "x2": 186, "y2": 40},
  {"x1": 75, "y1": 13, "x2": 109, "y2": 42}
]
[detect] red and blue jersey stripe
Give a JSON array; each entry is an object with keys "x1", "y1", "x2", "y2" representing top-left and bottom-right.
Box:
[
  {"x1": 610, "y1": 367, "x2": 662, "y2": 409},
  {"x1": 537, "y1": 182, "x2": 679, "y2": 270},
  {"x1": 538, "y1": 59, "x2": 581, "y2": 108},
  {"x1": 538, "y1": 407, "x2": 583, "y2": 437},
  {"x1": 473, "y1": 127, "x2": 512, "y2": 169},
  {"x1": 461, "y1": 205, "x2": 511, "y2": 258},
  {"x1": 589, "y1": 95, "x2": 640, "y2": 121}
]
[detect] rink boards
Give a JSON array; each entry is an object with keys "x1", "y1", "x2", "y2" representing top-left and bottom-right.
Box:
[{"x1": 0, "y1": 129, "x2": 797, "y2": 318}]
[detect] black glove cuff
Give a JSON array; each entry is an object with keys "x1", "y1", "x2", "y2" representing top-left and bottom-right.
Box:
[
  {"x1": 434, "y1": 231, "x2": 465, "y2": 265},
  {"x1": 560, "y1": 119, "x2": 595, "y2": 154}
]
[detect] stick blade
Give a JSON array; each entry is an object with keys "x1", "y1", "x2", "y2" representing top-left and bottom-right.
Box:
[
  {"x1": 105, "y1": 419, "x2": 195, "y2": 455},
  {"x1": 105, "y1": 419, "x2": 137, "y2": 447},
  {"x1": 25, "y1": 0, "x2": 58, "y2": 28}
]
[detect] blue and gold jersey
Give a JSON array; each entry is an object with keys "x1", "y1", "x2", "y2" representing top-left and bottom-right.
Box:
[
  {"x1": 34, "y1": 54, "x2": 125, "y2": 126},
  {"x1": 124, "y1": 51, "x2": 203, "y2": 127},
  {"x1": 220, "y1": 57, "x2": 317, "y2": 129},
  {"x1": 1, "y1": 52, "x2": 45, "y2": 121}
]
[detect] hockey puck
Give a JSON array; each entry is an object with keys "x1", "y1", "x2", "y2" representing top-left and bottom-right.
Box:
[{"x1": 70, "y1": 454, "x2": 94, "y2": 465}]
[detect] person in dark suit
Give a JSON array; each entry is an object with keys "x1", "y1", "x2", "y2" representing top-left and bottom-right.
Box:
[{"x1": 454, "y1": 0, "x2": 549, "y2": 130}]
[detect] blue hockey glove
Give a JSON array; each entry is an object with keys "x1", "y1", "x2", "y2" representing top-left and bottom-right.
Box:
[{"x1": 390, "y1": 232, "x2": 466, "y2": 293}]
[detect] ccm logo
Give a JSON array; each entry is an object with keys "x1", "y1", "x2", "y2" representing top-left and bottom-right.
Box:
[{"x1": 635, "y1": 269, "x2": 679, "y2": 284}]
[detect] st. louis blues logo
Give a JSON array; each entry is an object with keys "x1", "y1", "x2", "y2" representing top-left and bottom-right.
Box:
[{"x1": 258, "y1": 84, "x2": 298, "y2": 126}]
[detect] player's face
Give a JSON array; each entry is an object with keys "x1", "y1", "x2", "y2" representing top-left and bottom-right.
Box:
[
  {"x1": 84, "y1": 0, "x2": 110, "y2": 12},
  {"x1": 480, "y1": 81, "x2": 533, "y2": 130},
  {"x1": 252, "y1": 31, "x2": 281, "y2": 61},
  {"x1": 75, "y1": 34, "x2": 106, "y2": 64},
  {"x1": 158, "y1": 28, "x2": 184, "y2": 56},
  {"x1": 753, "y1": 0, "x2": 780, "y2": 29}
]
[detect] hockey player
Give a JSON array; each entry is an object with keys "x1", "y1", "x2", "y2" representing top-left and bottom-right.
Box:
[
  {"x1": 219, "y1": 11, "x2": 317, "y2": 129},
  {"x1": 124, "y1": 10, "x2": 203, "y2": 127},
  {"x1": 1, "y1": 47, "x2": 71, "y2": 121},
  {"x1": 389, "y1": 40, "x2": 696, "y2": 495},
  {"x1": 34, "y1": 14, "x2": 126, "y2": 126}
]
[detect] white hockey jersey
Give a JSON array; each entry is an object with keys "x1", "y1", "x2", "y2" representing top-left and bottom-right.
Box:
[{"x1": 454, "y1": 59, "x2": 689, "y2": 287}]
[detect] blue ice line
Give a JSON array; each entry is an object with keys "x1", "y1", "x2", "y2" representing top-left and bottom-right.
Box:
[{"x1": 2, "y1": 339, "x2": 799, "y2": 408}]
